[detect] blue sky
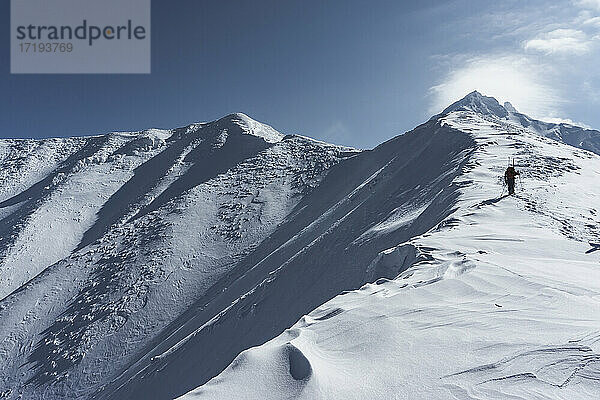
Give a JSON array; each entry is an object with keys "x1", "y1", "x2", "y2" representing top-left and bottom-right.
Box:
[{"x1": 1, "y1": 0, "x2": 599, "y2": 148}]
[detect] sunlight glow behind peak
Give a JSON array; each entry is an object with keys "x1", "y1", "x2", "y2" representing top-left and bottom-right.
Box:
[{"x1": 430, "y1": 56, "x2": 562, "y2": 121}]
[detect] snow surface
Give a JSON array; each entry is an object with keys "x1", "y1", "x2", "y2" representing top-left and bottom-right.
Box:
[
  {"x1": 182, "y1": 107, "x2": 600, "y2": 399},
  {"x1": 1, "y1": 95, "x2": 600, "y2": 400},
  {"x1": 0, "y1": 115, "x2": 358, "y2": 399},
  {"x1": 93, "y1": 114, "x2": 473, "y2": 400}
]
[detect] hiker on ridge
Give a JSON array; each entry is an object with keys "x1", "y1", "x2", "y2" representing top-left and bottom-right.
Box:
[{"x1": 504, "y1": 165, "x2": 520, "y2": 195}]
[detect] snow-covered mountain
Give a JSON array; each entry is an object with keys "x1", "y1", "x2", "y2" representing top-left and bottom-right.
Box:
[
  {"x1": 0, "y1": 113, "x2": 359, "y2": 399},
  {"x1": 440, "y1": 91, "x2": 600, "y2": 155},
  {"x1": 1, "y1": 95, "x2": 599, "y2": 400},
  {"x1": 183, "y1": 97, "x2": 600, "y2": 400}
]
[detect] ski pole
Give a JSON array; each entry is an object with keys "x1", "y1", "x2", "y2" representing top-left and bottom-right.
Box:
[{"x1": 518, "y1": 174, "x2": 523, "y2": 191}]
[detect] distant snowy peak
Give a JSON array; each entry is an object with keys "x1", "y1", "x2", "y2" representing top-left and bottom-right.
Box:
[
  {"x1": 441, "y1": 90, "x2": 508, "y2": 119},
  {"x1": 439, "y1": 91, "x2": 600, "y2": 156}
]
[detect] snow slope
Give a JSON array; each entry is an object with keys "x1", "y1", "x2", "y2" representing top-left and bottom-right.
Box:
[
  {"x1": 2, "y1": 95, "x2": 599, "y2": 400},
  {"x1": 92, "y1": 115, "x2": 476, "y2": 400},
  {"x1": 0, "y1": 113, "x2": 358, "y2": 399},
  {"x1": 182, "y1": 101, "x2": 600, "y2": 399}
]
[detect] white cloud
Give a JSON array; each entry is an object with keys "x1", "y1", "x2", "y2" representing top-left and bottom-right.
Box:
[
  {"x1": 523, "y1": 29, "x2": 592, "y2": 55},
  {"x1": 429, "y1": 55, "x2": 562, "y2": 120},
  {"x1": 583, "y1": 16, "x2": 600, "y2": 26},
  {"x1": 575, "y1": 0, "x2": 600, "y2": 10}
]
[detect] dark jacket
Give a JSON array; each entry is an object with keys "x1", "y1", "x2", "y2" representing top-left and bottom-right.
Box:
[{"x1": 504, "y1": 166, "x2": 519, "y2": 183}]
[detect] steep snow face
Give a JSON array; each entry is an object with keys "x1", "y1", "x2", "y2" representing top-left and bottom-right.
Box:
[
  {"x1": 0, "y1": 131, "x2": 169, "y2": 300},
  {"x1": 0, "y1": 113, "x2": 477, "y2": 400},
  {"x1": 0, "y1": 114, "x2": 286, "y2": 301},
  {"x1": 186, "y1": 110, "x2": 600, "y2": 400},
  {"x1": 0, "y1": 115, "x2": 356, "y2": 400},
  {"x1": 93, "y1": 119, "x2": 476, "y2": 400}
]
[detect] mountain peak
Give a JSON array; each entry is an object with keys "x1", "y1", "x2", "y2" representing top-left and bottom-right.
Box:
[
  {"x1": 441, "y1": 91, "x2": 508, "y2": 118},
  {"x1": 212, "y1": 112, "x2": 284, "y2": 143},
  {"x1": 503, "y1": 101, "x2": 518, "y2": 113},
  {"x1": 436, "y1": 93, "x2": 600, "y2": 155},
  {"x1": 465, "y1": 90, "x2": 484, "y2": 99}
]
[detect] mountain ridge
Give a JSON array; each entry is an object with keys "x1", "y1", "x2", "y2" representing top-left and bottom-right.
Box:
[
  {"x1": 437, "y1": 91, "x2": 600, "y2": 155},
  {"x1": 0, "y1": 96, "x2": 599, "y2": 400},
  {"x1": 180, "y1": 96, "x2": 600, "y2": 400}
]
